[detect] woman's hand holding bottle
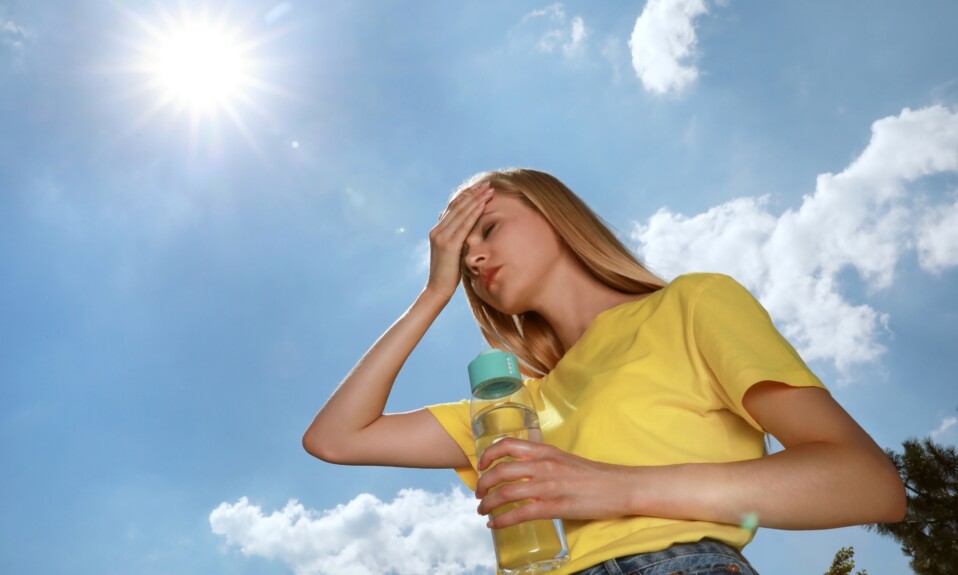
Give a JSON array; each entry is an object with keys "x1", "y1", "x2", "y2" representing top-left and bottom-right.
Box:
[{"x1": 475, "y1": 437, "x2": 634, "y2": 529}]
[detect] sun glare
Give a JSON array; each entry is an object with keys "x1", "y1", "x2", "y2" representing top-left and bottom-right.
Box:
[
  {"x1": 118, "y1": 5, "x2": 287, "y2": 154},
  {"x1": 152, "y1": 22, "x2": 248, "y2": 112}
]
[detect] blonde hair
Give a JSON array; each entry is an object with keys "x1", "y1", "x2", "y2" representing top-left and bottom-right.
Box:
[{"x1": 455, "y1": 168, "x2": 666, "y2": 377}]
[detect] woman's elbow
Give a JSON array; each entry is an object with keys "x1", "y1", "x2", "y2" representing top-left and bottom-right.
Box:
[
  {"x1": 880, "y1": 472, "x2": 908, "y2": 523},
  {"x1": 302, "y1": 429, "x2": 350, "y2": 464},
  {"x1": 870, "y1": 456, "x2": 907, "y2": 524}
]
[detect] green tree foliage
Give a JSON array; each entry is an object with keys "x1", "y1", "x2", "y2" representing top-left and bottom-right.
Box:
[
  {"x1": 824, "y1": 546, "x2": 867, "y2": 575},
  {"x1": 868, "y1": 437, "x2": 958, "y2": 575}
]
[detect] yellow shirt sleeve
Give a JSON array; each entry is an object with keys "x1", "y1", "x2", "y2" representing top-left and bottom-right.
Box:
[
  {"x1": 425, "y1": 399, "x2": 479, "y2": 490},
  {"x1": 689, "y1": 274, "x2": 827, "y2": 431}
]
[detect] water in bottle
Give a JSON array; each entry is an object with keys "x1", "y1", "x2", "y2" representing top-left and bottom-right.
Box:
[{"x1": 468, "y1": 349, "x2": 569, "y2": 575}]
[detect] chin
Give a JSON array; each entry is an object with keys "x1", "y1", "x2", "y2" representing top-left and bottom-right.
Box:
[
  {"x1": 489, "y1": 298, "x2": 528, "y2": 316},
  {"x1": 475, "y1": 283, "x2": 530, "y2": 316},
  {"x1": 475, "y1": 292, "x2": 515, "y2": 315}
]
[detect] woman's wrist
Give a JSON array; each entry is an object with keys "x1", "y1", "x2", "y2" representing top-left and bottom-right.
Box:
[
  {"x1": 619, "y1": 463, "x2": 659, "y2": 518},
  {"x1": 619, "y1": 462, "x2": 714, "y2": 523},
  {"x1": 419, "y1": 285, "x2": 454, "y2": 308},
  {"x1": 412, "y1": 286, "x2": 456, "y2": 329}
]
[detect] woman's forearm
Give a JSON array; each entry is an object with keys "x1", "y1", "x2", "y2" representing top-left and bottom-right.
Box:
[
  {"x1": 627, "y1": 441, "x2": 906, "y2": 529},
  {"x1": 302, "y1": 287, "x2": 450, "y2": 458},
  {"x1": 630, "y1": 380, "x2": 908, "y2": 530}
]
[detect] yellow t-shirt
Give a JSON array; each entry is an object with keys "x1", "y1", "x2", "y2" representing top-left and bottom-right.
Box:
[{"x1": 426, "y1": 273, "x2": 827, "y2": 574}]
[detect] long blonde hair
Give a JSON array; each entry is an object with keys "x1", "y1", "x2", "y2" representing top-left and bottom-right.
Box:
[{"x1": 455, "y1": 168, "x2": 666, "y2": 377}]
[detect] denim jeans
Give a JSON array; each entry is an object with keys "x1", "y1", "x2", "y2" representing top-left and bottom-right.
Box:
[{"x1": 572, "y1": 539, "x2": 760, "y2": 575}]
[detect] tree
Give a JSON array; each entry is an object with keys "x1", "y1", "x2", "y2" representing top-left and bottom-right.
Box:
[
  {"x1": 867, "y1": 436, "x2": 958, "y2": 575},
  {"x1": 824, "y1": 546, "x2": 867, "y2": 575}
]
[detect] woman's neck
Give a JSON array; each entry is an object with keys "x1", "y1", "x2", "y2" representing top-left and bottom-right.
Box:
[{"x1": 534, "y1": 274, "x2": 651, "y2": 352}]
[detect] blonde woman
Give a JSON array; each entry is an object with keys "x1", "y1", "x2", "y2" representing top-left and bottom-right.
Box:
[{"x1": 303, "y1": 168, "x2": 905, "y2": 574}]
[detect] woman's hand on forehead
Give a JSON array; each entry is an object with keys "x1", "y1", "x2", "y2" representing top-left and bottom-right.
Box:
[{"x1": 426, "y1": 181, "x2": 494, "y2": 299}]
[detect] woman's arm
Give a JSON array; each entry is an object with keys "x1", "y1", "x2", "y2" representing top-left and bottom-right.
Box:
[
  {"x1": 302, "y1": 288, "x2": 469, "y2": 467},
  {"x1": 302, "y1": 182, "x2": 494, "y2": 468},
  {"x1": 474, "y1": 382, "x2": 905, "y2": 529}
]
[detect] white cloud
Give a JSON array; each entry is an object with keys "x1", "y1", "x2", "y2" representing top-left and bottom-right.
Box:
[
  {"x1": 917, "y1": 195, "x2": 958, "y2": 272},
  {"x1": 629, "y1": 0, "x2": 708, "y2": 95},
  {"x1": 522, "y1": 3, "x2": 565, "y2": 23},
  {"x1": 566, "y1": 17, "x2": 587, "y2": 57},
  {"x1": 2, "y1": 19, "x2": 27, "y2": 37},
  {"x1": 1, "y1": 18, "x2": 35, "y2": 66},
  {"x1": 631, "y1": 105, "x2": 958, "y2": 373},
  {"x1": 931, "y1": 415, "x2": 958, "y2": 442},
  {"x1": 523, "y1": 4, "x2": 588, "y2": 58},
  {"x1": 634, "y1": 196, "x2": 778, "y2": 290},
  {"x1": 210, "y1": 488, "x2": 493, "y2": 575}
]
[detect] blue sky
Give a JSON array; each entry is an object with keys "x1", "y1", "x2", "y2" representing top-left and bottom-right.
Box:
[{"x1": 2, "y1": 1, "x2": 957, "y2": 574}]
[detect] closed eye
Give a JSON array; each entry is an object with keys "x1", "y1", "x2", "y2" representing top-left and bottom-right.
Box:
[{"x1": 482, "y1": 223, "x2": 496, "y2": 239}]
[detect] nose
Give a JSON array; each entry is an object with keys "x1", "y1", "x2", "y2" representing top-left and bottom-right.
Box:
[{"x1": 464, "y1": 242, "x2": 487, "y2": 276}]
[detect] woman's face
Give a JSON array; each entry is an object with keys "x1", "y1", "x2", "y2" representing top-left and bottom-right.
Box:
[{"x1": 462, "y1": 191, "x2": 570, "y2": 315}]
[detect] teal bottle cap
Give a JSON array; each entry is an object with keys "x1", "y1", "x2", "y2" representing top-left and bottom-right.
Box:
[{"x1": 468, "y1": 349, "x2": 522, "y2": 399}]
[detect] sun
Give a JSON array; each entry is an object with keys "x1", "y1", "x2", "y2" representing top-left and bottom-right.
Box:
[
  {"x1": 150, "y1": 20, "x2": 249, "y2": 113},
  {"x1": 118, "y1": 5, "x2": 286, "y2": 152},
  {"x1": 135, "y1": 8, "x2": 258, "y2": 117}
]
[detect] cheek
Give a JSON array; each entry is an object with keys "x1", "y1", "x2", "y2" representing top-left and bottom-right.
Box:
[
  {"x1": 468, "y1": 274, "x2": 498, "y2": 306},
  {"x1": 519, "y1": 233, "x2": 563, "y2": 272}
]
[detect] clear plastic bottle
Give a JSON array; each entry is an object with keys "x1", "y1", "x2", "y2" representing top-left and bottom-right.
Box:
[{"x1": 468, "y1": 349, "x2": 569, "y2": 575}]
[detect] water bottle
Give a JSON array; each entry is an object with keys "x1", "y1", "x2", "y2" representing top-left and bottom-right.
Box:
[{"x1": 468, "y1": 349, "x2": 569, "y2": 575}]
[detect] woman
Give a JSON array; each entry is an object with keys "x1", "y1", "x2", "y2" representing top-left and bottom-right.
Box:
[{"x1": 302, "y1": 168, "x2": 905, "y2": 574}]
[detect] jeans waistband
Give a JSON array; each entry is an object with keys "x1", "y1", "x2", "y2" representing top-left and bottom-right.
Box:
[{"x1": 575, "y1": 539, "x2": 754, "y2": 575}]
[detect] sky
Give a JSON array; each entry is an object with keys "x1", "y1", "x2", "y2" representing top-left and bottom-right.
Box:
[{"x1": 1, "y1": 1, "x2": 957, "y2": 574}]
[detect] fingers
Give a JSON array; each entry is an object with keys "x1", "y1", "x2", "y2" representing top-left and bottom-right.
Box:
[
  {"x1": 475, "y1": 439, "x2": 551, "y2": 498},
  {"x1": 475, "y1": 457, "x2": 552, "y2": 528},
  {"x1": 454, "y1": 180, "x2": 493, "y2": 207},
  {"x1": 474, "y1": 443, "x2": 620, "y2": 528},
  {"x1": 476, "y1": 464, "x2": 549, "y2": 513},
  {"x1": 436, "y1": 181, "x2": 493, "y2": 236},
  {"x1": 477, "y1": 437, "x2": 541, "y2": 472},
  {"x1": 429, "y1": 183, "x2": 492, "y2": 261},
  {"x1": 476, "y1": 457, "x2": 537, "y2": 498},
  {"x1": 484, "y1": 497, "x2": 553, "y2": 529},
  {"x1": 425, "y1": 182, "x2": 494, "y2": 296},
  {"x1": 438, "y1": 181, "x2": 489, "y2": 222}
]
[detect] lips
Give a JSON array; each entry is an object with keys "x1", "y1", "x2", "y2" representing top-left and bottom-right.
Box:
[{"x1": 481, "y1": 266, "x2": 501, "y2": 289}]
